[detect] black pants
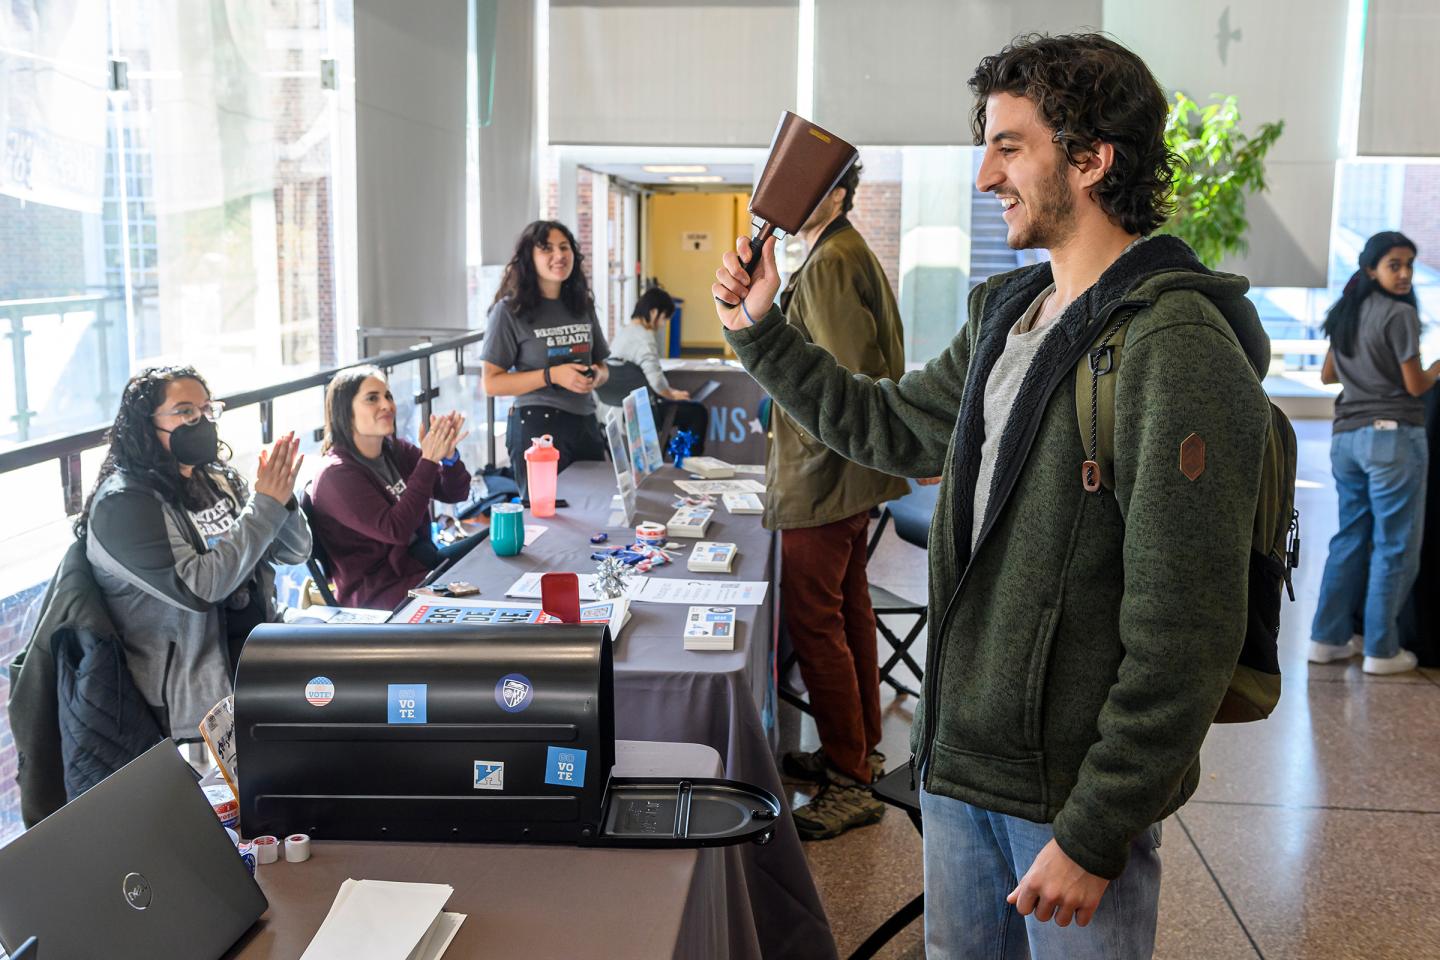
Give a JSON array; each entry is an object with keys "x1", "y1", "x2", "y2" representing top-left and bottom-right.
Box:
[{"x1": 507, "y1": 405, "x2": 607, "y2": 496}]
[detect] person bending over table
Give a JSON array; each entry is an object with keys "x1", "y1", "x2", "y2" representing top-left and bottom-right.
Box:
[
  {"x1": 308, "y1": 366, "x2": 474, "y2": 610},
  {"x1": 481, "y1": 220, "x2": 610, "y2": 495},
  {"x1": 78, "y1": 365, "x2": 312, "y2": 738}
]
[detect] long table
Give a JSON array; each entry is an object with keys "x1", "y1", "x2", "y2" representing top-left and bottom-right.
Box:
[
  {"x1": 226, "y1": 741, "x2": 755, "y2": 959},
  {"x1": 406, "y1": 461, "x2": 837, "y2": 960}
]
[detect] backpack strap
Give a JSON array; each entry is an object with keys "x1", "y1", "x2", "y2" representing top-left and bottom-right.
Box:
[{"x1": 1073, "y1": 302, "x2": 1149, "y2": 493}]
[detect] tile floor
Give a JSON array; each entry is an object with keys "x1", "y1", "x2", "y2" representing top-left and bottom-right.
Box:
[{"x1": 782, "y1": 419, "x2": 1440, "y2": 959}]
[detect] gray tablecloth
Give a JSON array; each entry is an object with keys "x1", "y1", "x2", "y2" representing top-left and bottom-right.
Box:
[
  {"x1": 660, "y1": 361, "x2": 769, "y2": 464},
  {"x1": 227, "y1": 741, "x2": 753, "y2": 960},
  {"x1": 416, "y1": 461, "x2": 837, "y2": 960}
]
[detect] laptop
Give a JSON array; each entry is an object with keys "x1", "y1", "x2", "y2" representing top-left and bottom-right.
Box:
[{"x1": 0, "y1": 740, "x2": 267, "y2": 960}]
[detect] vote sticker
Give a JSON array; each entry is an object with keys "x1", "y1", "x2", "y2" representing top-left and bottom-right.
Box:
[
  {"x1": 544, "y1": 746, "x2": 587, "y2": 788},
  {"x1": 495, "y1": 673, "x2": 534, "y2": 713},
  {"x1": 473, "y1": 761, "x2": 505, "y2": 791},
  {"x1": 305, "y1": 677, "x2": 334, "y2": 707},
  {"x1": 387, "y1": 684, "x2": 427, "y2": 724}
]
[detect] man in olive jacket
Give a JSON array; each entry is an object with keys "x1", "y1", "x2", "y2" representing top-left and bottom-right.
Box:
[
  {"x1": 713, "y1": 35, "x2": 1271, "y2": 959},
  {"x1": 768, "y1": 162, "x2": 909, "y2": 841}
]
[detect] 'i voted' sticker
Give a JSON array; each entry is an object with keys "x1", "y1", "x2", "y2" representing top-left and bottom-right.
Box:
[
  {"x1": 473, "y1": 761, "x2": 505, "y2": 791},
  {"x1": 495, "y1": 673, "x2": 534, "y2": 713},
  {"x1": 305, "y1": 677, "x2": 334, "y2": 707},
  {"x1": 545, "y1": 746, "x2": 587, "y2": 788},
  {"x1": 387, "y1": 684, "x2": 427, "y2": 723}
]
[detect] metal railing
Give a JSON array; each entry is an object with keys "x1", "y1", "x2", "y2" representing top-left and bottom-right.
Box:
[
  {"x1": 2, "y1": 291, "x2": 129, "y2": 444},
  {"x1": 0, "y1": 329, "x2": 497, "y2": 515}
]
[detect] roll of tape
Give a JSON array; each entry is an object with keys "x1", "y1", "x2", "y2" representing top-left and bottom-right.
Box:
[
  {"x1": 253, "y1": 835, "x2": 280, "y2": 864},
  {"x1": 635, "y1": 522, "x2": 666, "y2": 545},
  {"x1": 284, "y1": 833, "x2": 311, "y2": 863}
]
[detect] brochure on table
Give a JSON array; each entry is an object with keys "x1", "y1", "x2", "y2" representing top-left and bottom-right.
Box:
[
  {"x1": 624, "y1": 386, "x2": 665, "y2": 477},
  {"x1": 605, "y1": 412, "x2": 638, "y2": 526},
  {"x1": 397, "y1": 595, "x2": 631, "y2": 639},
  {"x1": 621, "y1": 392, "x2": 649, "y2": 484},
  {"x1": 674, "y1": 479, "x2": 766, "y2": 496},
  {"x1": 506, "y1": 571, "x2": 768, "y2": 606}
]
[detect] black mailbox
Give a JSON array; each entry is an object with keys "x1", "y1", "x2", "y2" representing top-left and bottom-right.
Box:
[{"x1": 234, "y1": 622, "x2": 779, "y2": 848}]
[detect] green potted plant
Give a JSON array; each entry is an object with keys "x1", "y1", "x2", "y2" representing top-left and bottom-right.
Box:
[{"x1": 1160, "y1": 93, "x2": 1285, "y2": 269}]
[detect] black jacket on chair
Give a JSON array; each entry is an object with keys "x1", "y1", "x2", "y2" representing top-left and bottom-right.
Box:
[
  {"x1": 53, "y1": 624, "x2": 164, "y2": 801},
  {"x1": 8, "y1": 540, "x2": 161, "y2": 825}
]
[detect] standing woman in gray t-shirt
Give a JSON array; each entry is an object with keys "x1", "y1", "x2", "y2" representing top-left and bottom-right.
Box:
[
  {"x1": 1311, "y1": 231, "x2": 1440, "y2": 674},
  {"x1": 481, "y1": 220, "x2": 610, "y2": 495}
]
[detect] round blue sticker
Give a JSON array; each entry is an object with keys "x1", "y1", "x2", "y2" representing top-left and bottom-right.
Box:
[{"x1": 495, "y1": 673, "x2": 534, "y2": 713}]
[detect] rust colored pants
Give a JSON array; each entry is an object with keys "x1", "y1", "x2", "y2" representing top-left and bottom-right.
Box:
[{"x1": 781, "y1": 510, "x2": 883, "y2": 784}]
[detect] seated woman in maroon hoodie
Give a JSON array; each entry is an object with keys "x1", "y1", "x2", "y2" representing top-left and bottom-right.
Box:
[{"x1": 308, "y1": 366, "x2": 473, "y2": 608}]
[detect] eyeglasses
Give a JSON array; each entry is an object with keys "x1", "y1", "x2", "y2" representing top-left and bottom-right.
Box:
[{"x1": 153, "y1": 400, "x2": 225, "y2": 425}]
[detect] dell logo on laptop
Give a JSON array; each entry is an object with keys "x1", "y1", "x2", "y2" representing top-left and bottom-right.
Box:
[{"x1": 122, "y1": 872, "x2": 152, "y2": 910}]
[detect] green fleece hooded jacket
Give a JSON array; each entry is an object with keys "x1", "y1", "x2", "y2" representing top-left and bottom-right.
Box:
[{"x1": 725, "y1": 236, "x2": 1271, "y2": 879}]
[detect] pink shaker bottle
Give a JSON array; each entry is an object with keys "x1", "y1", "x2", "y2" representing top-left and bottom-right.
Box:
[{"x1": 524, "y1": 434, "x2": 560, "y2": 517}]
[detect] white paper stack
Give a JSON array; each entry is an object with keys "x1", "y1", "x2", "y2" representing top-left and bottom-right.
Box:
[
  {"x1": 668, "y1": 505, "x2": 714, "y2": 538},
  {"x1": 685, "y1": 606, "x2": 738, "y2": 650},
  {"x1": 300, "y1": 879, "x2": 464, "y2": 960},
  {"x1": 683, "y1": 456, "x2": 735, "y2": 479},
  {"x1": 721, "y1": 493, "x2": 763, "y2": 515},
  {"x1": 688, "y1": 542, "x2": 738, "y2": 573}
]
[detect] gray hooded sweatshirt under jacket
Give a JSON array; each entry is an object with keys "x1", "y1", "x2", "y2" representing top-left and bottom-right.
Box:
[{"x1": 85, "y1": 467, "x2": 311, "y2": 737}]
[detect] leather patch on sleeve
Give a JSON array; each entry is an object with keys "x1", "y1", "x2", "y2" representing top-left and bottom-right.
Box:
[{"x1": 1180, "y1": 433, "x2": 1206, "y2": 481}]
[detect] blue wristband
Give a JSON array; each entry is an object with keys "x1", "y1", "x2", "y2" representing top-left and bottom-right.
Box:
[
  {"x1": 441, "y1": 452, "x2": 460, "y2": 467},
  {"x1": 740, "y1": 300, "x2": 755, "y2": 325}
]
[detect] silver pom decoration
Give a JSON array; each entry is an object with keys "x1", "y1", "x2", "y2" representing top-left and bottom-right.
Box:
[{"x1": 594, "y1": 555, "x2": 632, "y2": 599}]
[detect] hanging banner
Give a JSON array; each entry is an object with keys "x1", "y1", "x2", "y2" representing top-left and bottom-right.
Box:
[{"x1": 0, "y1": 0, "x2": 109, "y2": 212}]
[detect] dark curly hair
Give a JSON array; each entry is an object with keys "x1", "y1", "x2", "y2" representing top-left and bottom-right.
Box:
[
  {"x1": 491, "y1": 220, "x2": 594, "y2": 321},
  {"x1": 969, "y1": 33, "x2": 1176, "y2": 236},
  {"x1": 73, "y1": 365, "x2": 240, "y2": 541}
]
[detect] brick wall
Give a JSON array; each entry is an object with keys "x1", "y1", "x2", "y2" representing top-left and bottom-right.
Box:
[
  {"x1": 849, "y1": 179, "x2": 903, "y2": 299},
  {"x1": 0, "y1": 196, "x2": 89, "y2": 298},
  {"x1": 1401, "y1": 165, "x2": 1440, "y2": 273},
  {"x1": 0, "y1": 581, "x2": 48, "y2": 844},
  {"x1": 576, "y1": 172, "x2": 594, "y2": 285}
]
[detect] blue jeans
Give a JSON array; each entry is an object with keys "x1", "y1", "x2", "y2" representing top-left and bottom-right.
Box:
[
  {"x1": 920, "y1": 790, "x2": 1162, "y2": 960},
  {"x1": 1311, "y1": 423, "x2": 1428, "y2": 658}
]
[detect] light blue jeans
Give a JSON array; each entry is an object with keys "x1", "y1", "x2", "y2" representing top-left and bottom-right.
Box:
[
  {"x1": 1311, "y1": 423, "x2": 1428, "y2": 658},
  {"x1": 920, "y1": 790, "x2": 1162, "y2": 960}
]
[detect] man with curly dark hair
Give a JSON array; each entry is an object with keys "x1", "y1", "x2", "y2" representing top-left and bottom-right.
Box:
[{"x1": 713, "y1": 33, "x2": 1273, "y2": 958}]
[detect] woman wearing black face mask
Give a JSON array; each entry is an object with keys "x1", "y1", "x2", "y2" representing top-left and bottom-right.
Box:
[{"x1": 74, "y1": 366, "x2": 312, "y2": 739}]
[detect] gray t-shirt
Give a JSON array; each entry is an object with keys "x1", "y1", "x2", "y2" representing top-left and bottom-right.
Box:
[
  {"x1": 1333, "y1": 292, "x2": 1424, "y2": 433},
  {"x1": 358, "y1": 450, "x2": 406, "y2": 499},
  {"x1": 482, "y1": 296, "x2": 611, "y2": 414},
  {"x1": 973, "y1": 284, "x2": 1059, "y2": 550}
]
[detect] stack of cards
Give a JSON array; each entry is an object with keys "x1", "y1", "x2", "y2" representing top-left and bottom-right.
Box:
[
  {"x1": 688, "y1": 541, "x2": 738, "y2": 573},
  {"x1": 668, "y1": 505, "x2": 714, "y2": 538},
  {"x1": 721, "y1": 492, "x2": 763, "y2": 515},
  {"x1": 683, "y1": 456, "x2": 735, "y2": 479},
  {"x1": 684, "y1": 606, "x2": 737, "y2": 651}
]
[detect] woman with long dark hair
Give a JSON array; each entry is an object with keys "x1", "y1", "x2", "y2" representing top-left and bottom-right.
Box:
[
  {"x1": 1310, "y1": 231, "x2": 1439, "y2": 674},
  {"x1": 77, "y1": 365, "x2": 312, "y2": 737},
  {"x1": 480, "y1": 220, "x2": 610, "y2": 493},
  {"x1": 307, "y1": 366, "x2": 474, "y2": 609}
]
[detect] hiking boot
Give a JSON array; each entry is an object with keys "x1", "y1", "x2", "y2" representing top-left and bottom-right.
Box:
[
  {"x1": 1363, "y1": 649, "x2": 1418, "y2": 675},
  {"x1": 792, "y1": 775, "x2": 885, "y2": 840},
  {"x1": 1308, "y1": 635, "x2": 1363, "y2": 664},
  {"x1": 783, "y1": 749, "x2": 887, "y2": 784}
]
